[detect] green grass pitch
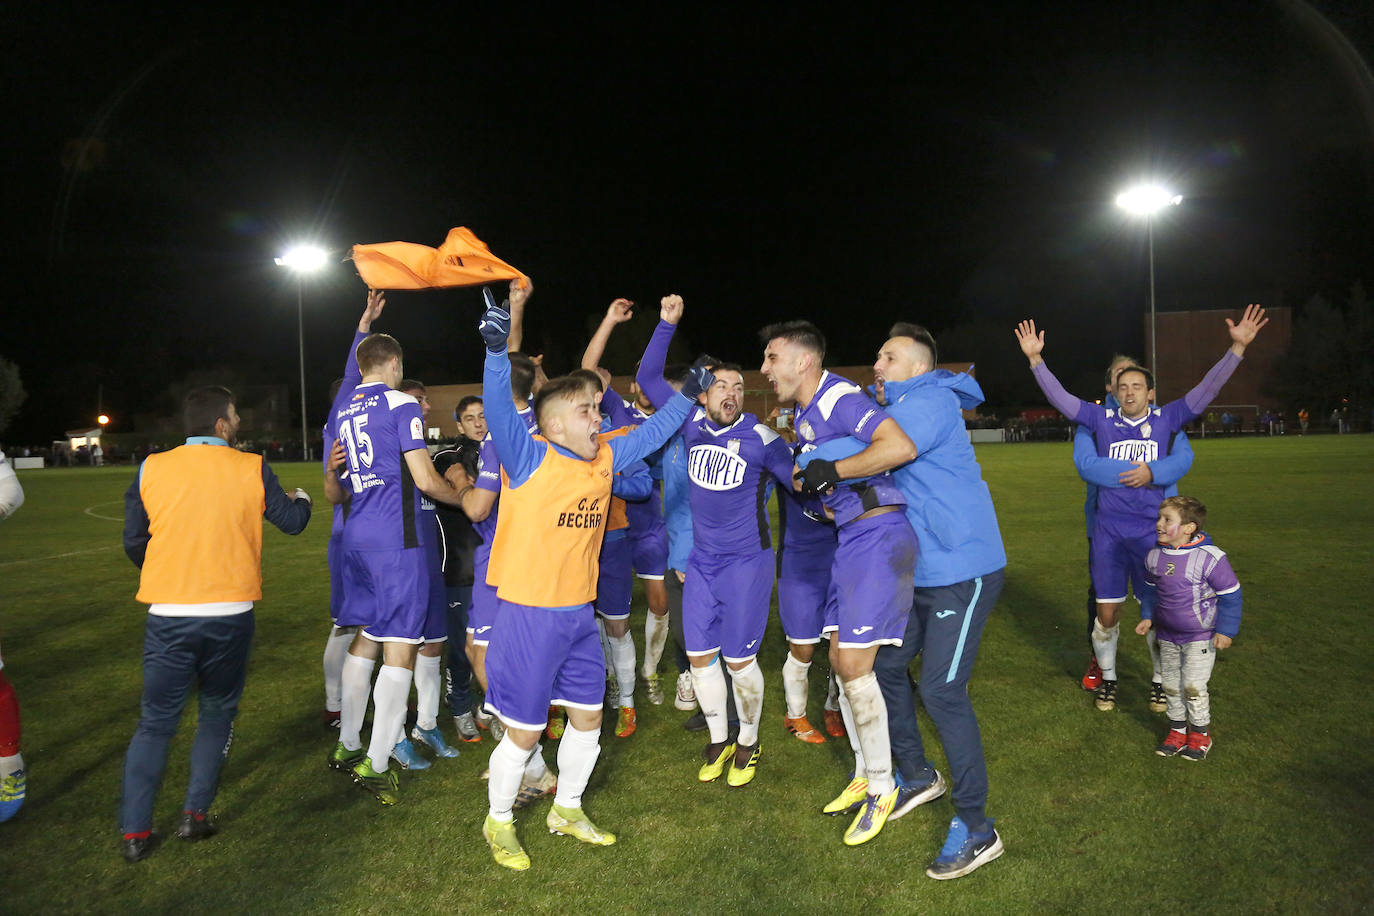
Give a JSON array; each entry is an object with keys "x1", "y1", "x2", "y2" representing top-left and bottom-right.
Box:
[{"x1": 1, "y1": 436, "x2": 1371, "y2": 913}]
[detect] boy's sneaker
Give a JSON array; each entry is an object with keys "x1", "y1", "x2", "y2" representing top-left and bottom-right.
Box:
[
  {"x1": 891, "y1": 769, "x2": 947, "y2": 820},
  {"x1": 1093, "y1": 679, "x2": 1118, "y2": 711},
  {"x1": 674, "y1": 671, "x2": 696, "y2": 710},
  {"x1": 390, "y1": 738, "x2": 431, "y2": 771},
  {"x1": 322, "y1": 708, "x2": 341, "y2": 728},
  {"x1": 1155, "y1": 729, "x2": 1188, "y2": 757},
  {"x1": 453, "y1": 712, "x2": 482, "y2": 743},
  {"x1": 926, "y1": 816, "x2": 1004, "y2": 880},
  {"x1": 1180, "y1": 730, "x2": 1212, "y2": 761},
  {"x1": 412, "y1": 725, "x2": 460, "y2": 758},
  {"x1": 1081, "y1": 657, "x2": 1103, "y2": 691},
  {"x1": 1149, "y1": 682, "x2": 1168, "y2": 713}
]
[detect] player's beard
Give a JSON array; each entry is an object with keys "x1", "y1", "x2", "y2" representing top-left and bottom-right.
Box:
[{"x1": 706, "y1": 402, "x2": 740, "y2": 427}]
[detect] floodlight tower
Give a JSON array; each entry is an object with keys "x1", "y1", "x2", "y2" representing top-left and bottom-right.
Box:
[
  {"x1": 275, "y1": 245, "x2": 329, "y2": 461},
  {"x1": 1115, "y1": 185, "x2": 1181, "y2": 393}
]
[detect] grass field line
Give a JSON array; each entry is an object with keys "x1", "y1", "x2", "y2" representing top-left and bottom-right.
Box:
[
  {"x1": 83, "y1": 500, "x2": 124, "y2": 521},
  {"x1": 0, "y1": 544, "x2": 117, "y2": 567}
]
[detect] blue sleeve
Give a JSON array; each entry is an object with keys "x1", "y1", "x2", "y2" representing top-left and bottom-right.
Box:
[
  {"x1": 610, "y1": 391, "x2": 693, "y2": 472},
  {"x1": 484, "y1": 349, "x2": 546, "y2": 487},
  {"x1": 1073, "y1": 425, "x2": 1131, "y2": 488},
  {"x1": 1139, "y1": 582, "x2": 1156, "y2": 621},
  {"x1": 602, "y1": 388, "x2": 641, "y2": 429},
  {"x1": 1215, "y1": 587, "x2": 1242, "y2": 638},
  {"x1": 1149, "y1": 431, "x2": 1194, "y2": 491},
  {"x1": 634, "y1": 320, "x2": 679, "y2": 410},
  {"x1": 613, "y1": 460, "x2": 653, "y2": 501},
  {"x1": 341, "y1": 329, "x2": 367, "y2": 392},
  {"x1": 262, "y1": 460, "x2": 311, "y2": 535},
  {"x1": 122, "y1": 468, "x2": 150, "y2": 567},
  {"x1": 797, "y1": 436, "x2": 863, "y2": 468}
]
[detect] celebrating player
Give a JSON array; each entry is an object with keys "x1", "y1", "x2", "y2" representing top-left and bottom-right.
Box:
[
  {"x1": 1014, "y1": 304, "x2": 1266, "y2": 711},
  {"x1": 475, "y1": 295, "x2": 711, "y2": 871}
]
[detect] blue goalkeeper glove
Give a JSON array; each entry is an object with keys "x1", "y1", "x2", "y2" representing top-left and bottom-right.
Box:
[
  {"x1": 478, "y1": 288, "x2": 510, "y2": 352},
  {"x1": 678, "y1": 355, "x2": 717, "y2": 401}
]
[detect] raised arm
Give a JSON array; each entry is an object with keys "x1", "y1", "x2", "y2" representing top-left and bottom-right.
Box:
[
  {"x1": 480, "y1": 295, "x2": 545, "y2": 487},
  {"x1": 634, "y1": 296, "x2": 686, "y2": 409},
  {"x1": 601, "y1": 387, "x2": 641, "y2": 429},
  {"x1": 582, "y1": 298, "x2": 635, "y2": 370},
  {"x1": 1015, "y1": 319, "x2": 1097, "y2": 423},
  {"x1": 506, "y1": 278, "x2": 532, "y2": 353},
  {"x1": 612, "y1": 359, "x2": 714, "y2": 472},
  {"x1": 342, "y1": 289, "x2": 386, "y2": 389}
]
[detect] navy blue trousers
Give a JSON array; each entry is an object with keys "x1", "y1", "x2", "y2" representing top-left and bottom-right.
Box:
[
  {"x1": 874, "y1": 569, "x2": 1003, "y2": 827},
  {"x1": 119, "y1": 612, "x2": 254, "y2": 834},
  {"x1": 445, "y1": 585, "x2": 474, "y2": 714}
]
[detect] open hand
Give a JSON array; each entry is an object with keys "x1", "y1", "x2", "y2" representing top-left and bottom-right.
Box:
[
  {"x1": 1225, "y1": 303, "x2": 1267, "y2": 351},
  {"x1": 1014, "y1": 320, "x2": 1045, "y2": 365},
  {"x1": 360, "y1": 289, "x2": 386, "y2": 331}
]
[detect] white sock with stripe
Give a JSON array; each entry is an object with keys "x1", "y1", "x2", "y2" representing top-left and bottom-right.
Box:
[
  {"x1": 366, "y1": 664, "x2": 412, "y2": 771},
  {"x1": 609, "y1": 633, "x2": 637, "y2": 709},
  {"x1": 782, "y1": 653, "x2": 811, "y2": 719},
  {"x1": 339, "y1": 653, "x2": 375, "y2": 751},
  {"x1": 553, "y1": 723, "x2": 601, "y2": 809}
]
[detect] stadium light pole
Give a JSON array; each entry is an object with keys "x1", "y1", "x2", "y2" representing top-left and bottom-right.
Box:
[
  {"x1": 1116, "y1": 185, "x2": 1181, "y2": 394},
  {"x1": 275, "y1": 245, "x2": 329, "y2": 461}
]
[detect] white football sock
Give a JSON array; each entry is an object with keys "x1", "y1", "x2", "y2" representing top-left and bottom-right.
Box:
[
  {"x1": 643, "y1": 611, "x2": 669, "y2": 679},
  {"x1": 523, "y1": 742, "x2": 549, "y2": 780},
  {"x1": 690, "y1": 661, "x2": 730, "y2": 744},
  {"x1": 322, "y1": 627, "x2": 352, "y2": 712},
  {"x1": 824, "y1": 668, "x2": 841, "y2": 711},
  {"x1": 731, "y1": 659, "x2": 765, "y2": 746},
  {"x1": 1092, "y1": 619, "x2": 1121, "y2": 681},
  {"x1": 339, "y1": 653, "x2": 375, "y2": 751},
  {"x1": 843, "y1": 672, "x2": 893, "y2": 796},
  {"x1": 0, "y1": 752, "x2": 22, "y2": 778},
  {"x1": 1146, "y1": 628, "x2": 1163, "y2": 683},
  {"x1": 553, "y1": 723, "x2": 601, "y2": 810},
  {"x1": 487, "y1": 734, "x2": 531, "y2": 822},
  {"x1": 366, "y1": 665, "x2": 412, "y2": 772},
  {"x1": 609, "y1": 633, "x2": 637, "y2": 709},
  {"x1": 782, "y1": 653, "x2": 811, "y2": 719},
  {"x1": 414, "y1": 653, "x2": 442, "y2": 731},
  {"x1": 837, "y1": 678, "x2": 865, "y2": 774}
]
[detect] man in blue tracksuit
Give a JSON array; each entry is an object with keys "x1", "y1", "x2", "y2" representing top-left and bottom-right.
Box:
[{"x1": 797, "y1": 322, "x2": 1005, "y2": 880}]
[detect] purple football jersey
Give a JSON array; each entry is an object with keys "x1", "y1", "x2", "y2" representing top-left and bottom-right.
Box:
[
  {"x1": 792, "y1": 372, "x2": 905, "y2": 526},
  {"x1": 1143, "y1": 538, "x2": 1240, "y2": 644},
  {"x1": 1077, "y1": 401, "x2": 1193, "y2": 524},
  {"x1": 334, "y1": 382, "x2": 428, "y2": 550},
  {"x1": 682, "y1": 409, "x2": 794, "y2": 555}
]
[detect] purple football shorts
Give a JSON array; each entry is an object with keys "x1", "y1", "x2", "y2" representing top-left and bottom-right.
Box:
[
  {"x1": 338, "y1": 547, "x2": 428, "y2": 644},
  {"x1": 682, "y1": 546, "x2": 774, "y2": 662},
  {"x1": 825, "y1": 511, "x2": 916, "y2": 649},
  {"x1": 483, "y1": 599, "x2": 605, "y2": 731}
]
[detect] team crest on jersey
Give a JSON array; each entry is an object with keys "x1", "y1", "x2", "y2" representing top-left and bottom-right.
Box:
[
  {"x1": 410, "y1": 417, "x2": 424, "y2": 440},
  {"x1": 797, "y1": 419, "x2": 814, "y2": 441},
  {"x1": 727, "y1": 439, "x2": 740, "y2": 453},
  {"x1": 1165, "y1": 562, "x2": 1176, "y2": 576},
  {"x1": 1141, "y1": 422, "x2": 1152, "y2": 439},
  {"x1": 688, "y1": 443, "x2": 748, "y2": 490}
]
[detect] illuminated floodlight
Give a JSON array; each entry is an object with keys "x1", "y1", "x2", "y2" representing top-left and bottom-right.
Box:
[
  {"x1": 1115, "y1": 185, "x2": 1183, "y2": 216},
  {"x1": 274, "y1": 245, "x2": 329, "y2": 272},
  {"x1": 97, "y1": 414, "x2": 110, "y2": 426}
]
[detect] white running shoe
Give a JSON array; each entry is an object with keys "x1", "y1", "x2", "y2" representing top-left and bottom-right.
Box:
[{"x1": 674, "y1": 671, "x2": 696, "y2": 711}]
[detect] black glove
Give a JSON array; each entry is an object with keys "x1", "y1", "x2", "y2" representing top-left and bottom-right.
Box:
[
  {"x1": 679, "y1": 355, "x2": 717, "y2": 400},
  {"x1": 795, "y1": 458, "x2": 840, "y2": 495},
  {"x1": 478, "y1": 288, "x2": 510, "y2": 352}
]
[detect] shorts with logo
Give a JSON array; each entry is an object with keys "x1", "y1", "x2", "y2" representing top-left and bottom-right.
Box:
[
  {"x1": 483, "y1": 599, "x2": 605, "y2": 730},
  {"x1": 1090, "y1": 514, "x2": 1156, "y2": 604},
  {"x1": 826, "y1": 511, "x2": 916, "y2": 649},
  {"x1": 683, "y1": 546, "x2": 774, "y2": 661},
  {"x1": 467, "y1": 554, "x2": 499, "y2": 646},
  {"x1": 595, "y1": 533, "x2": 634, "y2": 621},
  {"x1": 778, "y1": 539, "x2": 835, "y2": 644},
  {"x1": 630, "y1": 521, "x2": 669, "y2": 580},
  {"x1": 337, "y1": 546, "x2": 429, "y2": 644}
]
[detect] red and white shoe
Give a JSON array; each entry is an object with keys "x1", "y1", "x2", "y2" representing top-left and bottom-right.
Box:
[
  {"x1": 1080, "y1": 657, "x2": 1103, "y2": 692},
  {"x1": 1180, "y1": 730, "x2": 1212, "y2": 761}
]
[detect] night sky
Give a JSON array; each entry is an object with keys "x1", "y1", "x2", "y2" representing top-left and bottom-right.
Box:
[{"x1": 4, "y1": 2, "x2": 1372, "y2": 443}]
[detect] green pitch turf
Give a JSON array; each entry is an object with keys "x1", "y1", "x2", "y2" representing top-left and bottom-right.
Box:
[{"x1": 1, "y1": 436, "x2": 1370, "y2": 914}]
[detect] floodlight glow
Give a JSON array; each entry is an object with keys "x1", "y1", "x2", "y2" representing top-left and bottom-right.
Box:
[
  {"x1": 1115, "y1": 185, "x2": 1183, "y2": 216},
  {"x1": 97, "y1": 414, "x2": 110, "y2": 425},
  {"x1": 275, "y1": 245, "x2": 329, "y2": 272}
]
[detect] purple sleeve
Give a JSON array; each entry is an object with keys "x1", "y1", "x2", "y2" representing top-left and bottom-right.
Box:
[
  {"x1": 396, "y1": 401, "x2": 427, "y2": 453},
  {"x1": 1030, "y1": 363, "x2": 1096, "y2": 425},
  {"x1": 830, "y1": 390, "x2": 890, "y2": 444},
  {"x1": 1206, "y1": 552, "x2": 1240, "y2": 596},
  {"x1": 602, "y1": 388, "x2": 641, "y2": 428},
  {"x1": 764, "y1": 434, "x2": 795, "y2": 485},
  {"x1": 1179, "y1": 351, "x2": 1242, "y2": 420},
  {"x1": 475, "y1": 437, "x2": 501, "y2": 493},
  {"x1": 634, "y1": 320, "x2": 679, "y2": 410}
]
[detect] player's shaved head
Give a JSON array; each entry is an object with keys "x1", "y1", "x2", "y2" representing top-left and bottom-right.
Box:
[
  {"x1": 535, "y1": 376, "x2": 590, "y2": 428},
  {"x1": 568, "y1": 368, "x2": 605, "y2": 394},
  {"x1": 535, "y1": 375, "x2": 602, "y2": 460},
  {"x1": 357, "y1": 334, "x2": 403, "y2": 375},
  {"x1": 183, "y1": 385, "x2": 238, "y2": 440},
  {"x1": 758, "y1": 320, "x2": 826, "y2": 360},
  {"x1": 887, "y1": 322, "x2": 938, "y2": 373}
]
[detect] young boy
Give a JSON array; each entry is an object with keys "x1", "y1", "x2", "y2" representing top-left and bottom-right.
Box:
[{"x1": 1134, "y1": 496, "x2": 1242, "y2": 761}]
